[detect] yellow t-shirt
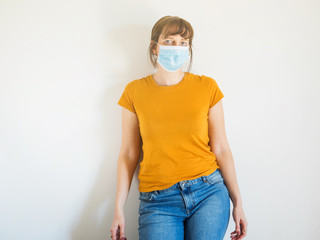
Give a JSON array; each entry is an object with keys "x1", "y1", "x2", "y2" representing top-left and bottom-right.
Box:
[{"x1": 117, "y1": 72, "x2": 224, "y2": 192}]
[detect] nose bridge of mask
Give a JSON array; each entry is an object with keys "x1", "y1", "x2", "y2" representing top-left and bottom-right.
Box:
[{"x1": 155, "y1": 41, "x2": 190, "y2": 55}]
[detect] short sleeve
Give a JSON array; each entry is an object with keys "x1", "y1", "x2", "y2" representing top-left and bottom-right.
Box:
[
  {"x1": 207, "y1": 76, "x2": 224, "y2": 108},
  {"x1": 117, "y1": 81, "x2": 136, "y2": 113}
]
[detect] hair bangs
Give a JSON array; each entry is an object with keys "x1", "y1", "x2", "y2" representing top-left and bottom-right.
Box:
[{"x1": 162, "y1": 19, "x2": 193, "y2": 40}]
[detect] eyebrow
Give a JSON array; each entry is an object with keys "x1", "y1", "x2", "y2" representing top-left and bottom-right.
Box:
[{"x1": 164, "y1": 37, "x2": 188, "y2": 40}]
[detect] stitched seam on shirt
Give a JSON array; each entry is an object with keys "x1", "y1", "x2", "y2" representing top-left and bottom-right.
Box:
[
  {"x1": 203, "y1": 75, "x2": 212, "y2": 108},
  {"x1": 132, "y1": 80, "x2": 135, "y2": 112}
]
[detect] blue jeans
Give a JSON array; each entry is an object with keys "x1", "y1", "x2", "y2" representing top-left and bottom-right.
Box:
[{"x1": 138, "y1": 168, "x2": 230, "y2": 240}]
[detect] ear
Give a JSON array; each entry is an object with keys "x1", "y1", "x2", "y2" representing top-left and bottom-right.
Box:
[{"x1": 151, "y1": 41, "x2": 157, "y2": 55}]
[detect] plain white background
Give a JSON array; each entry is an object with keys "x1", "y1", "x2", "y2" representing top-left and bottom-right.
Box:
[{"x1": 0, "y1": 0, "x2": 319, "y2": 239}]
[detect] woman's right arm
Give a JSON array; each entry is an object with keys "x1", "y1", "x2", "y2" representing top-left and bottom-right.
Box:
[{"x1": 110, "y1": 107, "x2": 142, "y2": 240}]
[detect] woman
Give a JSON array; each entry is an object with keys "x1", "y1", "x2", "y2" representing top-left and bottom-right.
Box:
[{"x1": 110, "y1": 15, "x2": 248, "y2": 240}]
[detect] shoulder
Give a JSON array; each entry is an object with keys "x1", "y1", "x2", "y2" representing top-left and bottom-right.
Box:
[
  {"x1": 128, "y1": 75, "x2": 151, "y2": 88},
  {"x1": 188, "y1": 72, "x2": 220, "y2": 87},
  {"x1": 122, "y1": 75, "x2": 147, "y2": 91},
  {"x1": 201, "y1": 74, "x2": 219, "y2": 85}
]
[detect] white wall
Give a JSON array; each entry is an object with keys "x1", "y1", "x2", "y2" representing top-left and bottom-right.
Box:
[{"x1": 1, "y1": 0, "x2": 319, "y2": 239}]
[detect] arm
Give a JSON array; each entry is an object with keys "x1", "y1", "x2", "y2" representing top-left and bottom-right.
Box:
[
  {"x1": 208, "y1": 100, "x2": 242, "y2": 207},
  {"x1": 208, "y1": 100, "x2": 248, "y2": 239},
  {"x1": 111, "y1": 107, "x2": 142, "y2": 240}
]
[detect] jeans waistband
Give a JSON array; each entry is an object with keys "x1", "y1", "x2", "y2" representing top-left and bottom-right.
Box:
[{"x1": 143, "y1": 168, "x2": 221, "y2": 194}]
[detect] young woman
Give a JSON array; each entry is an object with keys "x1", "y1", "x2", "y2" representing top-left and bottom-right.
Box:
[{"x1": 110, "y1": 16, "x2": 248, "y2": 240}]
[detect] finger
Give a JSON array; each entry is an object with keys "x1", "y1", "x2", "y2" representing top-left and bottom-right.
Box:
[
  {"x1": 242, "y1": 226, "x2": 247, "y2": 233},
  {"x1": 116, "y1": 226, "x2": 120, "y2": 240},
  {"x1": 240, "y1": 220, "x2": 247, "y2": 234},
  {"x1": 120, "y1": 222, "x2": 125, "y2": 239},
  {"x1": 230, "y1": 230, "x2": 238, "y2": 237},
  {"x1": 230, "y1": 230, "x2": 238, "y2": 235},
  {"x1": 236, "y1": 218, "x2": 241, "y2": 236},
  {"x1": 238, "y1": 222, "x2": 247, "y2": 240},
  {"x1": 111, "y1": 232, "x2": 116, "y2": 240},
  {"x1": 230, "y1": 234, "x2": 238, "y2": 240},
  {"x1": 230, "y1": 231, "x2": 239, "y2": 240},
  {"x1": 110, "y1": 227, "x2": 116, "y2": 240},
  {"x1": 238, "y1": 232, "x2": 247, "y2": 240}
]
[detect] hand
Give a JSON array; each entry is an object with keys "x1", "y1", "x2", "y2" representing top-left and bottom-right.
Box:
[
  {"x1": 230, "y1": 205, "x2": 248, "y2": 240},
  {"x1": 110, "y1": 210, "x2": 127, "y2": 240}
]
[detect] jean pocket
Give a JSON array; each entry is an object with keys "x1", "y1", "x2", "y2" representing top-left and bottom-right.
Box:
[
  {"x1": 206, "y1": 169, "x2": 224, "y2": 185},
  {"x1": 139, "y1": 191, "x2": 158, "y2": 201}
]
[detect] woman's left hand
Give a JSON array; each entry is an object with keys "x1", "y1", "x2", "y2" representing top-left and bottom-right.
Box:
[{"x1": 230, "y1": 205, "x2": 248, "y2": 240}]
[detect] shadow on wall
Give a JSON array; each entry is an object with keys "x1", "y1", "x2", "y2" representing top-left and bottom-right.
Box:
[{"x1": 70, "y1": 22, "x2": 153, "y2": 240}]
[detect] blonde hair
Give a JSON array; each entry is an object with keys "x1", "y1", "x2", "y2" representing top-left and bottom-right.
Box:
[{"x1": 148, "y1": 16, "x2": 194, "y2": 72}]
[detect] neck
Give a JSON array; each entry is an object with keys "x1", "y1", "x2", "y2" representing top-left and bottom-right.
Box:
[{"x1": 152, "y1": 65, "x2": 186, "y2": 86}]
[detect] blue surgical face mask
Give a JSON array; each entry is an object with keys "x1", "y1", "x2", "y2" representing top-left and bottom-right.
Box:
[{"x1": 155, "y1": 41, "x2": 190, "y2": 72}]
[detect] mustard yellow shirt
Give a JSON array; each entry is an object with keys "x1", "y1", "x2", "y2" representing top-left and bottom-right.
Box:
[{"x1": 117, "y1": 72, "x2": 224, "y2": 192}]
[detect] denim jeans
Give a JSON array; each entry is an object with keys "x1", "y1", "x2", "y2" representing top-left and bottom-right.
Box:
[{"x1": 138, "y1": 168, "x2": 230, "y2": 240}]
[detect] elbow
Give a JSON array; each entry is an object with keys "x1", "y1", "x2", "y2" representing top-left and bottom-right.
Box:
[
  {"x1": 119, "y1": 146, "x2": 141, "y2": 164},
  {"x1": 210, "y1": 141, "x2": 230, "y2": 156}
]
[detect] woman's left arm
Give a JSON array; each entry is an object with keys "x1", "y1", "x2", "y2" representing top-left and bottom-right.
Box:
[{"x1": 208, "y1": 100, "x2": 248, "y2": 239}]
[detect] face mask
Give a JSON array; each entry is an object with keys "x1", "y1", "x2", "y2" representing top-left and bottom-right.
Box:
[{"x1": 155, "y1": 41, "x2": 190, "y2": 72}]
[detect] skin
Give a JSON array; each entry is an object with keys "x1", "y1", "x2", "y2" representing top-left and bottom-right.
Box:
[
  {"x1": 151, "y1": 33, "x2": 190, "y2": 86},
  {"x1": 208, "y1": 92, "x2": 248, "y2": 240},
  {"x1": 110, "y1": 33, "x2": 248, "y2": 240}
]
